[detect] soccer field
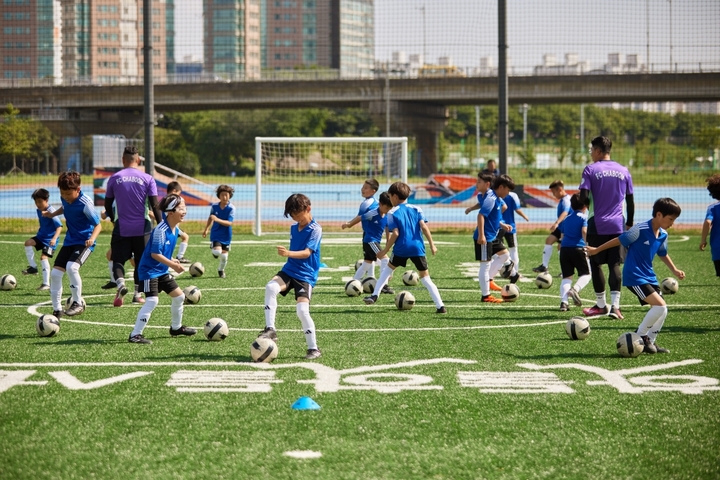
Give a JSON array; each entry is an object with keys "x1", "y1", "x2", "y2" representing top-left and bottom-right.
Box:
[{"x1": 0, "y1": 233, "x2": 718, "y2": 479}]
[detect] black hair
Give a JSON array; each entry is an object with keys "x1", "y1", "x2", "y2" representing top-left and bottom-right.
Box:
[
  {"x1": 159, "y1": 193, "x2": 183, "y2": 212},
  {"x1": 570, "y1": 192, "x2": 586, "y2": 211},
  {"x1": 216, "y1": 184, "x2": 234, "y2": 199},
  {"x1": 167, "y1": 181, "x2": 182, "y2": 193},
  {"x1": 378, "y1": 191, "x2": 392, "y2": 207},
  {"x1": 492, "y1": 174, "x2": 515, "y2": 191},
  {"x1": 365, "y1": 179, "x2": 380, "y2": 192},
  {"x1": 387, "y1": 182, "x2": 411, "y2": 201},
  {"x1": 58, "y1": 171, "x2": 81, "y2": 190},
  {"x1": 283, "y1": 193, "x2": 311, "y2": 218},
  {"x1": 123, "y1": 146, "x2": 138, "y2": 157},
  {"x1": 590, "y1": 136, "x2": 612, "y2": 155},
  {"x1": 706, "y1": 173, "x2": 720, "y2": 201},
  {"x1": 477, "y1": 172, "x2": 494, "y2": 184},
  {"x1": 652, "y1": 198, "x2": 681, "y2": 218},
  {"x1": 31, "y1": 188, "x2": 50, "y2": 201}
]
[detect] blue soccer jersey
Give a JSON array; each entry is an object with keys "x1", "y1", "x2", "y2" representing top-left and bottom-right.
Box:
[
  {"x1": 619, "y1": 219, "x2": 668, "y2": 286},
  {"x1": 61, "y1": 190, "x2": 100, "y2": 248},
  {"x1": 557, "y1": 194, "x2": 572, "y2": 219},
  {"x1": 281, "y1": 219, "x2": 322, "y2": 286},
  {"x1": 705, "y1": 202, "x2": 720, "y2": 261},
  {"x1": 209, "y1": 202, "x2": 235, "y2": 244},
  {"x1": 501, "y1": 191, "x2": 521, "y2": 234},
  {"x1": 138, "y1": 221, "x2": 179, "y2": 280},
  {"x1": 386, "y1": 203, "x2": 427, "y2": 257},
  {"x1": 358, "y1": 197, "x2": 380, "y2": 242},
  {"x1": 36, "y1": 206, "x2": 62, "y2": 246},
  {"x1": 559, "y1": 209, "x2": 588, "y2": 248},
  {"x1": 473, "y1": 189, "x2": 505, "y2": 242},
  {"x1": 361, "y1": 207, "x2": 387, "y2": 243}
]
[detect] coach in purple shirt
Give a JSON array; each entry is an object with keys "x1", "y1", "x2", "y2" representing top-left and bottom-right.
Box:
[
  {"x1": 104, "y1": 146, "x2": 163, "y2": 307},
  {"x1": 579, "y1": 136, "x2": 634, "y2": 320}
]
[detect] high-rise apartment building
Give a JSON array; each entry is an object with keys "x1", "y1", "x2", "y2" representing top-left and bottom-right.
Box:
[
  {"x1": 335, "y1": 0, "x2": 373, "y2": 78},
  {"x1": 203, "y1": 0, "x2": 261, "y2": 80}
]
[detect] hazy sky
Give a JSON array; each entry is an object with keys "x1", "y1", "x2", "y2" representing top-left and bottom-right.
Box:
[{"x1": 174, "y1": 0, "x2": 720, "y2": 71}]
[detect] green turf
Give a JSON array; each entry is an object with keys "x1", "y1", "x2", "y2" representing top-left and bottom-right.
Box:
[{"x1": 0, "y1": 233, "x2": 718, "y2": 479}]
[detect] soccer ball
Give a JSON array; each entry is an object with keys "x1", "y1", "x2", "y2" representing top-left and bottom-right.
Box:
[
  {"x1": 345, "y1": 279, "x2": 363, "y2": 297},
  {"x1": 183, "y1": 285, "x2": 202, "y2": 304},
  {"x1": 394, "y1": 291, "x2": 416, "y2": 310},
  {"x1": 499, "y1": 260, "x2": 515, "y2": 279},
  {"x1": 354, "y1": 259, "x2": 364, "y2": 271},
  {"x1": 204, "y1": 317, "x2": 229, "y2": 341},
  {"x1": 565, "y1": 316, "x2": 591, "y2": 340},
  {"x1": 617, "y1": 332, "x2": 645, "y2": 358},
  {"x1": 251, "y1": 336, "x2": 278, "y2": 363},
  {"x1": 402, "y1": 270, "x2": 420, "y2": 286},
  {"x1": 535, "y1": 272, "x2": 553, "y2": 289},
  {"x1": 361, "y1": 276, "x2": 377, "y2": 294},
  {"x1": 501, "y1": 284, "x2": 520, "y2": 302},
  {"x1": 0, "y1": 274, "x2": 17, "y2": 290},
  {"x1": 660, "y1": 277, "x2": 678, "y2": 295},
  {"x1": 189, "y1": 262, "x2": 205, "y2": 277},
  {"x1": 64, "y1": 296, "x2": 86, "y2": 311},
  {"x1": 36, "y1": 314, "x2": 60, "y2": 337}
]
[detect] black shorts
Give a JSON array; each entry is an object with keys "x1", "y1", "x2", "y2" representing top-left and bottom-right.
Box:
[
  {"x1": 550, "y1": 227, "x2": 562, "y2": 240},
  {"x1": 474, "y1": 238, "x2": 506, "y2": 262},
  {"x1": 111, "y1": 233, "x2": 148, "y2": 265},
  {"x1": 626, "y1": 283, "x2": 662, "y2": 306},
  {"x1": 363, "y1": 241, "x2": 382, "y2": 261},
  {"x1": 212, "y1": 241, "x2": 231, "y2": 251},
  {"x1": 389, "y1": 254, "x2": 428, "y2": 272},
  {"x1": 714, "y1": 260, "x2": 720, "y2": 277},
  {"x1": 140, "y1": 273, "x2": 179, "y2": 297},
  {"x1": 275, "y1": 271, "x2": 312, "y2": 301},
  {"x1": 53, "y1": 244, "x2": 93, "y2": 268},
  {"x1": 498, "y1": 230, "x2": 517, "y2": 249},
  {"x1": 587, "y1": 217, "x2": 622, "y2": 266},
  {"x1": 30, "y1": 236, "x2": 55, "y2": 257},
  {"x1": 559, "y1": 247, "x2": 590, "y2": 278}
]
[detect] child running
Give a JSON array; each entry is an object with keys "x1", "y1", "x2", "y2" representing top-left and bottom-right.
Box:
[
  {"x1": 700, "y1": 173, "x2": 720, "y2": 277},
  {"x1": 202, "y1": 185, "x2": 235, "y2": 278},
  {"x1": 23, "y1": 188, "x2": 62, "y2": 291},
  {"x1": 558, "y1": 193, "x2": 592, "y2": 312},
  {"x1": 532, "y1": 180, "x2": 571, "y2": 274}
]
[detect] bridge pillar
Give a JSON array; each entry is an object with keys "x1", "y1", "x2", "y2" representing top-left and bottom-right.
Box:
[{"x1": 367, "y1": 101, "x2": 448, "y2": 177}]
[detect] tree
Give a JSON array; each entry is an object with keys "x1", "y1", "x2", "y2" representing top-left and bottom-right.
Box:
[{"x1": 0, "y1": 104, "x2": 34, "y2": 174}]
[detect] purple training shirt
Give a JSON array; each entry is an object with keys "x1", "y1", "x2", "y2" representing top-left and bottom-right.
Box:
[
  {"x1": 105, "y1": 167, "x2": 158, "y2": 237},
  {"x1": 579, "y1": 160, "x2": 634, "y2": 235}
]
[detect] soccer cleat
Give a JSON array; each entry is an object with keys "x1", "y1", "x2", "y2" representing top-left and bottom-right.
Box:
[
  {"x1": 482, "y1": 295, "x2": 503, "y2": 303},
  {"x1": 169, "y1": 325, "x2": 197, "y2": 337},
  {"x1": 608, "y1": 306, "x2": 624, "y2": 320},
  {"x1": 176, "y1": 257, "x2": 191, "y2": 264},
  {"x1": 65, "y1": 300, "x2": 85, "y2": 316},
  {"x1": 132, "y1": 294, "x2": 145, "y2": 304},
  {"x1": 363, "y1": 294, "x2": 378, "y2": 305},
  {"x1": 489, "y1": 280, "x2": 502, "y2": 291},
  {"x1": 258, "y1": 327, "x2": 278, "y2": 343},
  {"x1": 381, "y1": 284, "x2": 395, "y2": 295},
  {"x1": 113, "y1": 285, "x2": 129, "y2": 307},
  {"x1": 500, "y1": 260, "x2": 515, "y2": 279},
  {"x1": 582, "y1": 305, "x2": 609, "y2": 316},
  {"x1": 654, "y1": 343, "x2": 670, "y2": 354},
  {"x1": 36, "y1": 284, "x2": 50, "y2": 291},
  {"x1": 305, "y1": 348, "x2": 322, "y2": 360},
  {"x1": 532, "y1": 264, "x2": 548, "y2": 273},
  {"x1": 101, "y1": 281, "x2": 117, "y2": 290},
  {"x1": 218, "y1": 270, "x2": 226, "y2": 278},
  {"x1": 641, "y1": 335, "x2": 657, "y2": 354},
  {"x1": 509, "y1": 273, "x2": 520, "y2": 284},
  {"x1": 559, "y1": 302, "x2": 569, "y2": 312},
  {"x1": 436, "y1": 306, "x2": 447, "y2": 314},
  {"x1": 128, "y1": 334, "x2": 152, "y2": 344},
  {"x1": 53, "y1": 310, "x2": 63, "y2": 320},
  {"x1": 568, "y1": 288, "x2": 583, "y2": 307},
  {"x1": 22, "y1": 266, "x2": 39, "y2": 275}
]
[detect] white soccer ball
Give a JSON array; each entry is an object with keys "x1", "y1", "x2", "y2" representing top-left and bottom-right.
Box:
[
  {"x1": 499, "y1": 260, "x2": 515, "y2": 279},
  {"x1": 361, "y1": 276, "x2": 377, "y2": 294},
  {"x1": 189, "y1": 262, "x2": 205, "y2": 277},
  {"x1": 402, "y1": 270, "x2": 420, "y2": 286},
  {"x1": 0, "y1": 274, "x2": 17, "y2": 290},
  {"x1": 617, "y1": 332, "x2": 645, "y2": 358},
  {"x1": 660, "y1": 277, "x2": 678, "y2": 295},
  {"x1": 204, "y1": 317, "x2": 229, "y2": 341},
  {"x1": 501, "y1": 284, "x2": 520, "y2": 302},
  {"x1": 64, "y1": 296, "x2": 86, "y2": 311},
  {"x1": 183, "y1": 285, "x2": 202, "y2": 304},
  {"x1": 394, "y1": 291, "x2": 416, "y2": 310},
  {"x1": 345, "y1": 279, "x2": 363, "y2": 297},
  {"x1": 565, "y1": 316, "x2": 591, "y2": 340},
  {"x1": 36, "y1": 314, "x2": 60, "y2": 337},
  {"x1": 251, "y1": 336, "x2": 278, "y2": 363},
  {"x1": 535, "y1": 272, "x2": 553, "y2": 289},
  {"x1": 354, "y1": 259, "x2": 364, "y2": 271}
]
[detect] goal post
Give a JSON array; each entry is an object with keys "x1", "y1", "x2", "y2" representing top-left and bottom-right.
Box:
[{"x1": 255, "y1": 137, "x2": 408, "y2": 236}]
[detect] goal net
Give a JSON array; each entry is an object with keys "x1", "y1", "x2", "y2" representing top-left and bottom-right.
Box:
[{"x1": 255, "y1": 137, "x2": 408, "y2": 235}]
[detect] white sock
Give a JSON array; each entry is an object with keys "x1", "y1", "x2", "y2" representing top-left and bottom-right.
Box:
[
  {"x1": 560, "y1": 278, "x2": 572, "y2": 303},
  {"x1": 479, "y1": 262, "x2": 491, "y2": 296},
  {"x1": 41, "y1": 258, "x2": 50, "y2": 285},
  {"x1": 107, "y1": 260, "x2": 115, "y2": 282},
  {"x1": 595, "y1": 291, "x2": 607, "y2": 309},
  {"x1": 66, "y1": 262, "x2": 82, "y2": 303},
  {"x1": 219, "y1": 253, "x2": 228, "y2": 271},
  {"x1": 508, "y1": 246, "x2": 519, "y2": 275},
  {"x1": 574, "y1": 274, "x2": 591, "y2": 293},
  {"x1": 131, "y1": 296, "x2": 159, "y2": 336},
  {"x1": 296, "y1": 302, "x2": 317, "y2": 350},
  {"x1": 420, "y1": 275, "x2": 443, "y2": 309},
  {"x1": 541, "y1": 244, "x2": 553, "y2": 268},
  {"x1": 610, "y1": 290, "x2": 621, "y2": 308},
  {"x1": 212, "y1": 248, "x2": 221, "y2": 259},
  {"x1": 178, "y1": 242, "x2": 188, "y2": 258},
  {"x1": 264, "y1": 281, "x2": 281, "y2": 329},
  {"x1": 637, "y1": 305, "x2": 667, "y2": 341},
  {"x1": 354, "y1": 261, "x2": 372, "y2": 281},
  {"x1": 489, "y1": 252, "x2": 510, "y2": 278},
  {"x1": 50, "y1": 268, "x2": 64, "y2": 310},
  {"x1": 25, "y1": 246, "x2": 36, "y2": 268},
  {"x1": 171, "y1": 294, "x2": 184, "y2": 330},
  {"x1": 371, "y1": 261, "x2": 377, "y2": 278},
  {"x1": 371, "y1": 265, "x2": 393, "y2": 296}
]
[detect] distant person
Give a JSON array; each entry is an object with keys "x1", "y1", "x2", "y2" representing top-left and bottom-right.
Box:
[
  {"x1": 532, "y1": 180, "x2": 571, "y2": 274},
  {"x1": 579, "y1": 136, "x2": 634, "y2": 320},
  {"x1": 481, "y1": 159, "x2": 500, "y2": 177},
  {"x1": 700, "y1": 173, "x2": 720, "y2": 277},
  {"x1": 202, "y1": 185, "x2": 236, "y2": 278},
  {"x1": 557, "y1": 193, "x2": 592, "y2": 312},
  {"x1": 23, "y1": 188, "x2": 62, "y2": 291}
]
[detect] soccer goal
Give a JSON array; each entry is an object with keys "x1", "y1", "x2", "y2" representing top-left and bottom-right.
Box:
[{"x1": 254, "y1": 137, "x2": 408, "y2": 235}]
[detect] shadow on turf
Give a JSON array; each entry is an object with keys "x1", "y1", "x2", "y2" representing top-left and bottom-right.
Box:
[
  {"x1": 143, "y1": 353, "x2": 255, "y2": 362},
  {"x1": 511, "y1": 351, "x2": 618, "y2": 360},
  {"x1": 32, "y1": 338, "x2": 128, "y2": 346}
]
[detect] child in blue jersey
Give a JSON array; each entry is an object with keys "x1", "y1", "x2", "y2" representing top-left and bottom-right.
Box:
[
  {"x1": 465, "y1": 172, "x2": 511, "y2": 303},
  {"x1": 587, "y1": 198, "x2": 685, "y2": 354},
  {"x1": 558, "y1": 193, "x2": 592, "y2": 312},
  {"x1": 42, "y1": 172, "x2": 102, "y2": 318},
  {"x1": 700, "y1": 173, "x2": 720, "y2": 276},
  {"x1": 258, "y1": 194, "x2": 323, "y2": 360},
  {"x1": 128, "y1": 195, "x2": 196, "y2": 344},
  {"x1": 533, "y1": 180, "x2": 571, "y2": 274},
  {"x1": 493, "y1": 174, "x2": 529, "y2": 283},
  {"x1": 23, "y1": 188, "x2": 62, "y2": 291},
  {"x1": 202, "y1": 184, "x2": 235, "y2": 278},
  {"x1": 363, "y1": 182, "x2": 446, "y2": 313}
]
